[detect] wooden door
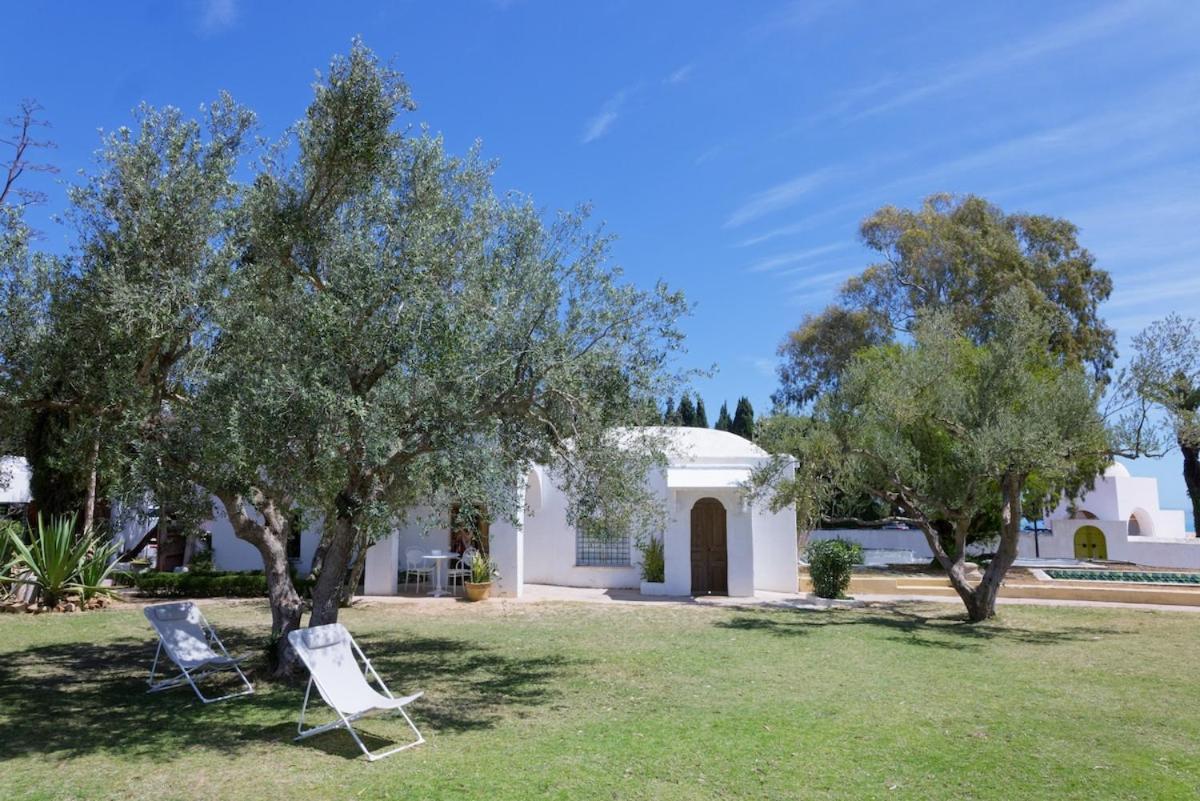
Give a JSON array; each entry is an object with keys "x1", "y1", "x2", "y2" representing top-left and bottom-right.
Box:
[{"x1": 690, "y1": 498, "x2": 728, "y2": 595}]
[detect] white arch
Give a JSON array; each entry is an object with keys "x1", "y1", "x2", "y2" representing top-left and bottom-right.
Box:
[
  {"x1": 1128, "y1": 507, "x2": 1155, "y2": 537},
  {"x1": 524, "y1": 465, "x2": 544, "y2": 515}
]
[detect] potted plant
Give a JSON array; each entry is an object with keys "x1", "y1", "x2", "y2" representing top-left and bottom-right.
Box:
[
  {"x1": 465, "y1": 551, "x2": 498, "y2": 601},
  {"x1": 637, "y1": 536, "x2": 669, "y2": 596}
]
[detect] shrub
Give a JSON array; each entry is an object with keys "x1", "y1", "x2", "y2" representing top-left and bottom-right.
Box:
[
  {"x1": 805, "y1": 538, "x2": 863, "y2": 599},
  {"x1": 469, "y1": 552, "x2": 498, "y2": 584},
  {"x1": 637, "y1": 536, "x2": 665, "y2": 583},
  {"x1": 127, "y1": 570, "x2": 313, "y2": 599}
]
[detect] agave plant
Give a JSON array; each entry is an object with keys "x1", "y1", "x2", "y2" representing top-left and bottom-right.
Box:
[
  {"x1": 0, "y1": 520, "x2": 17, "y2": 601},
  {"x1": 71, "y1": 538, "x2": 122, "y2": 604},
  {"x1": 2, "y1": 514, "x2": 93, "y2": 607}
]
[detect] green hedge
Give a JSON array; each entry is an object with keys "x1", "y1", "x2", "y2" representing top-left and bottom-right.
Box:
[{"x1": 120, "y1": 570, "x2": 312, "y2": 599}]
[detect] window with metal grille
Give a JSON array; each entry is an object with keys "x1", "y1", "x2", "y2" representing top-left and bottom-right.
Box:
[{"x1": 576, "y1": 530, "x2": 630, "y2": 567}]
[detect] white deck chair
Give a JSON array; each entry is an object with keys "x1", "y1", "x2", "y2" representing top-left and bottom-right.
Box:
[
  {"x1": 288, "y1": 623, "x2": 425, "y2": 761},
  {"x1": 143, "y1": 602, "x2": 254, "y2": 703}
]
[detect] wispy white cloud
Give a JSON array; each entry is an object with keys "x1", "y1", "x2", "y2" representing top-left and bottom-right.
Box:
[
  {"x1": 665, "y1": 64, "x2": 694, "y2": 85},
  {"x1": 725, "y1": 168, "x2": 835, "y2": 228},
  {"x1": 199, "y1": 0, "x2": 237, "y2": 32},
  {"x1": 851, "y1": 2, "x2": 1148, "y2": 119},
  {"x1": 745, "y1": 242, "x2": 846, "y2": 273},
  {"x1": 694, "y1": 145, "x2": 723, "y2": 166},
  {"x1": 581, "y1": 88, "x2": 633, "y2": 144},
  {"x1": 751, "y1": 0, "x2": 844, "y2": 38}
]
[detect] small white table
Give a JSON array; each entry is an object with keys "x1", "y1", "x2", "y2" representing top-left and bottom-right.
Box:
[{"x1": 423, "y1": 553, "x2": 456, "y2": 597}]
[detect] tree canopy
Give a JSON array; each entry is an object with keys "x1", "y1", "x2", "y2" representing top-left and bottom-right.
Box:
[
  {"x1": 774, "y1": 194, "x2": 1115, "y2": 410},
  {"x1": 757, "y1": 292, "x2": 1109, "y2": 621}
]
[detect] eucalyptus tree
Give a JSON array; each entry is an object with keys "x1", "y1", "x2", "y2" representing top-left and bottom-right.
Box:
[
  {"x1": 774, "y1": 194, "x2": 1115, "y2": 410},
  {"x1": 756, "y1": 293, "x2": 1109, "y2": 621},
  {"x1": 225, "y1": 42, "x2": 689, "y2": 630}
]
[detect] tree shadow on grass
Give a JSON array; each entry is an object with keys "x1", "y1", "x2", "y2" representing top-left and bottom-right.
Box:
[
  {"x1": 0, "y1": 621, "x2": 579, "y2": 762},
  {"x1": 714, "y1": 602, "x2": 1124, "y2": 651}
]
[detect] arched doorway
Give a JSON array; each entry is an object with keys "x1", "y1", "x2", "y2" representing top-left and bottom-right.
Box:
[
  {"x1": 1074, "y1": 525, "x2": 1108, "y2": 560},
  {"x1": 690, "y1": 498, "x2": 728, "y2": 595}
]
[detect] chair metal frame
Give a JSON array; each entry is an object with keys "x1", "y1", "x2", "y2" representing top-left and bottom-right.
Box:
[
  {"x1": 291, "y1": 626, "x2": 425, "y2": 762},
  {"x1": 144, "y1": 602, "x2": 254, "y2": 704}
]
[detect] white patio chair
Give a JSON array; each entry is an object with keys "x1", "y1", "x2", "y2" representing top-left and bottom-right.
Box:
[
  {"x1": 446, "y1": 548, "x2": 476, "y2": 594},
  {"x1": 403, "y1": 547, "x2": 433, "y2": 593},
  {"x1": 143, "y1": 601, "x2": 254, "y2": 703},
  {"x1": 288, "y1": 623, "x2": 425, "y2": 761}
]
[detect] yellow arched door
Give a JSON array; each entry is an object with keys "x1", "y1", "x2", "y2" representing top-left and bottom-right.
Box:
[{"x1": 1074, "y1": 525, "x2": 1108, "y2": 560}]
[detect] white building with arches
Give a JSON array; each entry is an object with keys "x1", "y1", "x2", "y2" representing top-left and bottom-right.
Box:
[
  {"x1": 361, "y1": 427, "x2": 800, "y2": 598},
  {"x1": 1022, "y1": 462, "x2": 1200, "y2": 567}
]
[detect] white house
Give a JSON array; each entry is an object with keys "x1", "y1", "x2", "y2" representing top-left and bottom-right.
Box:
[
  {"x1": 0, "y1": 455, "x2": 32, "y2": 513},
  {"x1": 362, "y1": 427, "x2": 799, "y2": 598},
  {"x1": 1020, "y1": 462, "x2": 1200, "y2": 567}
]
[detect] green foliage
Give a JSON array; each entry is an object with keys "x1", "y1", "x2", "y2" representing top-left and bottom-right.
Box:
[
  {"x1": 70, "y1": 538, "x2": 122, "y2": 604},
  {"x1": 757, "y1": 293, "x2": 1111, "y2": 619},
  {"x1": 1, "y1": 514, "x2": 116, "y2": 607},
  {"x1": 678, "y1": 395, "x2": 696, "y2": 426},
  {"x1": 805, "y1": 538, "x2": 863, "y2": 599},
  {"x1": 693, "y1": 396, "x2": 708, "y2": 428},
  {"x1": 123, "y1": 570, "x2": 315, "y2": 599},
  {"x1": 714, "y1": 401, "x2": 732, "y2": 432},
  {"x1": 662, "y1": 396, "x2": 680, "y2": 425},
  {"x1": 775, "y1": 194, "x2": 1116, "y2": 411},
  {"x1": 730, "y1": 396, "x2": 755, "y2": 440},
  {"x1": 469, "y1": 552, "x2": 499, "y2": 584},
  {"x1": 637, "y1": 536, "x2": 665, "y2": 583},
  {"x1": 1119, "y1": 314, "x2": 1200, "y2": 527}
]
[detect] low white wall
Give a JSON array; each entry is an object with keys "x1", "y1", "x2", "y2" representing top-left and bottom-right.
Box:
[
  {"x1": 1027, "y1": 519, "x2": 1200, "y2": 568},
  {"x1": 808, "y1": 528, "x2": 936, "y2": 559}
]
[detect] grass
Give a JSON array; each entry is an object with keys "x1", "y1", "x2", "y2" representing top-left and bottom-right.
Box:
[{"x1": 2, "y1": 598, "x2": 1199, "y2": 801}]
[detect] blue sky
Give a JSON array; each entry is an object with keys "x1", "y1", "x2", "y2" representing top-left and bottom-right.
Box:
[{"x1": 3, "y1": 1, "x2": 1199, "y2": 523}]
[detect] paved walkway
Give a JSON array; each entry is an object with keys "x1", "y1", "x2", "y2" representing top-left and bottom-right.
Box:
[{"x1": 357, "y1": 583, "x2": 1200, "y2": 613}]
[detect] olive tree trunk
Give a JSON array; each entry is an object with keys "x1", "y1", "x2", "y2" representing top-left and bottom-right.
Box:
[
  {"x1": 218, "y1": 490, "x2": 305, "y2": 677},
  {"x1": 920, "y1": 474, "x2": 1025, "y2": 623}
]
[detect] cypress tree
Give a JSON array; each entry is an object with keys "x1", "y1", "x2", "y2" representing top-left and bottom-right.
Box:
[
  {"x1": 693, "y1": 396, "x2": 708, "y2": 428},
  {"x1": 730, "y1": 396, "x2": 755, "y2": 440},
  {"x1": 678, "y1": 395, "x2": 696, "y2": 427},
  {"x1": 663, "y1": 396, "x2": 680, "y2": 426},
  {"x1": 714, "y1": 401, "x2": 732, "y2": 431}
]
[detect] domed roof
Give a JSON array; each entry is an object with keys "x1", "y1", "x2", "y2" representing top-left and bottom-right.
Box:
[
  {"x1": 636, "y1": 426, "x2": 769, "y2": 461},
  {"x1": 1103, "y1": 462, "x2": 1131, "y2": 478}
]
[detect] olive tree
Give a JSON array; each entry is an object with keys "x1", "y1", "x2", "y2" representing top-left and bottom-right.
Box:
[
  {"x1": 757, "y1": 293, "x2": 1109, "y2": 621},
  {"x1": 178, "y1": 43, "x2": 688, "y2": 656}
]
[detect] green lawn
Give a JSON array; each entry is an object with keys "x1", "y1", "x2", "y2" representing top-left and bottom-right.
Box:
[{"x1": 2, "y1": 598, "x2": 1198, "y2": 801}]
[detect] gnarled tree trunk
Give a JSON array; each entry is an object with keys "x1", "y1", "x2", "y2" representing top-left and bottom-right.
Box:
[
  {"x1": 218, "y1": 490, "x2": 305, "y2": 677},
  {"x1": 920, "y1": 474, "x2": 1024, "y2": 623}
]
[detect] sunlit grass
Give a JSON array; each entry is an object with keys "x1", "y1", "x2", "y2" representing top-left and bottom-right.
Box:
[{"x1": 2, "y1": 598, "x2": 1198, "y2": 800}]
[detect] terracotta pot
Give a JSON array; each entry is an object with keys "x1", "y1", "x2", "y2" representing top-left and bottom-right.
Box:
[{"x1": 464, "y1": 581, "x2": 492, "y2": 602}]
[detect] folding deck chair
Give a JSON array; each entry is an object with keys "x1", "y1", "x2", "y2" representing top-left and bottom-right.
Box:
[
  {"x1": 288, "y1": 623, "x2": 425, "y2": 761},
  {"x1": 143, "y1": 601, "x2": 254, "y2": 703}
]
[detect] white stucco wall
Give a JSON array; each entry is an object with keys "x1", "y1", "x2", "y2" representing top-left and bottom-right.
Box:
[
  {"x1": 360, "y1": 428, "x2": 799, "y2": 598},
  {"x1": 0, "y1": 455, "x2": 32, "y2": 505},
  {"x1": 1019, "y1": 519, "x2": 1200, "y2": 568},
  {"x1": 207, "y1": 496, "x2": 323, "y2": 574}
]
